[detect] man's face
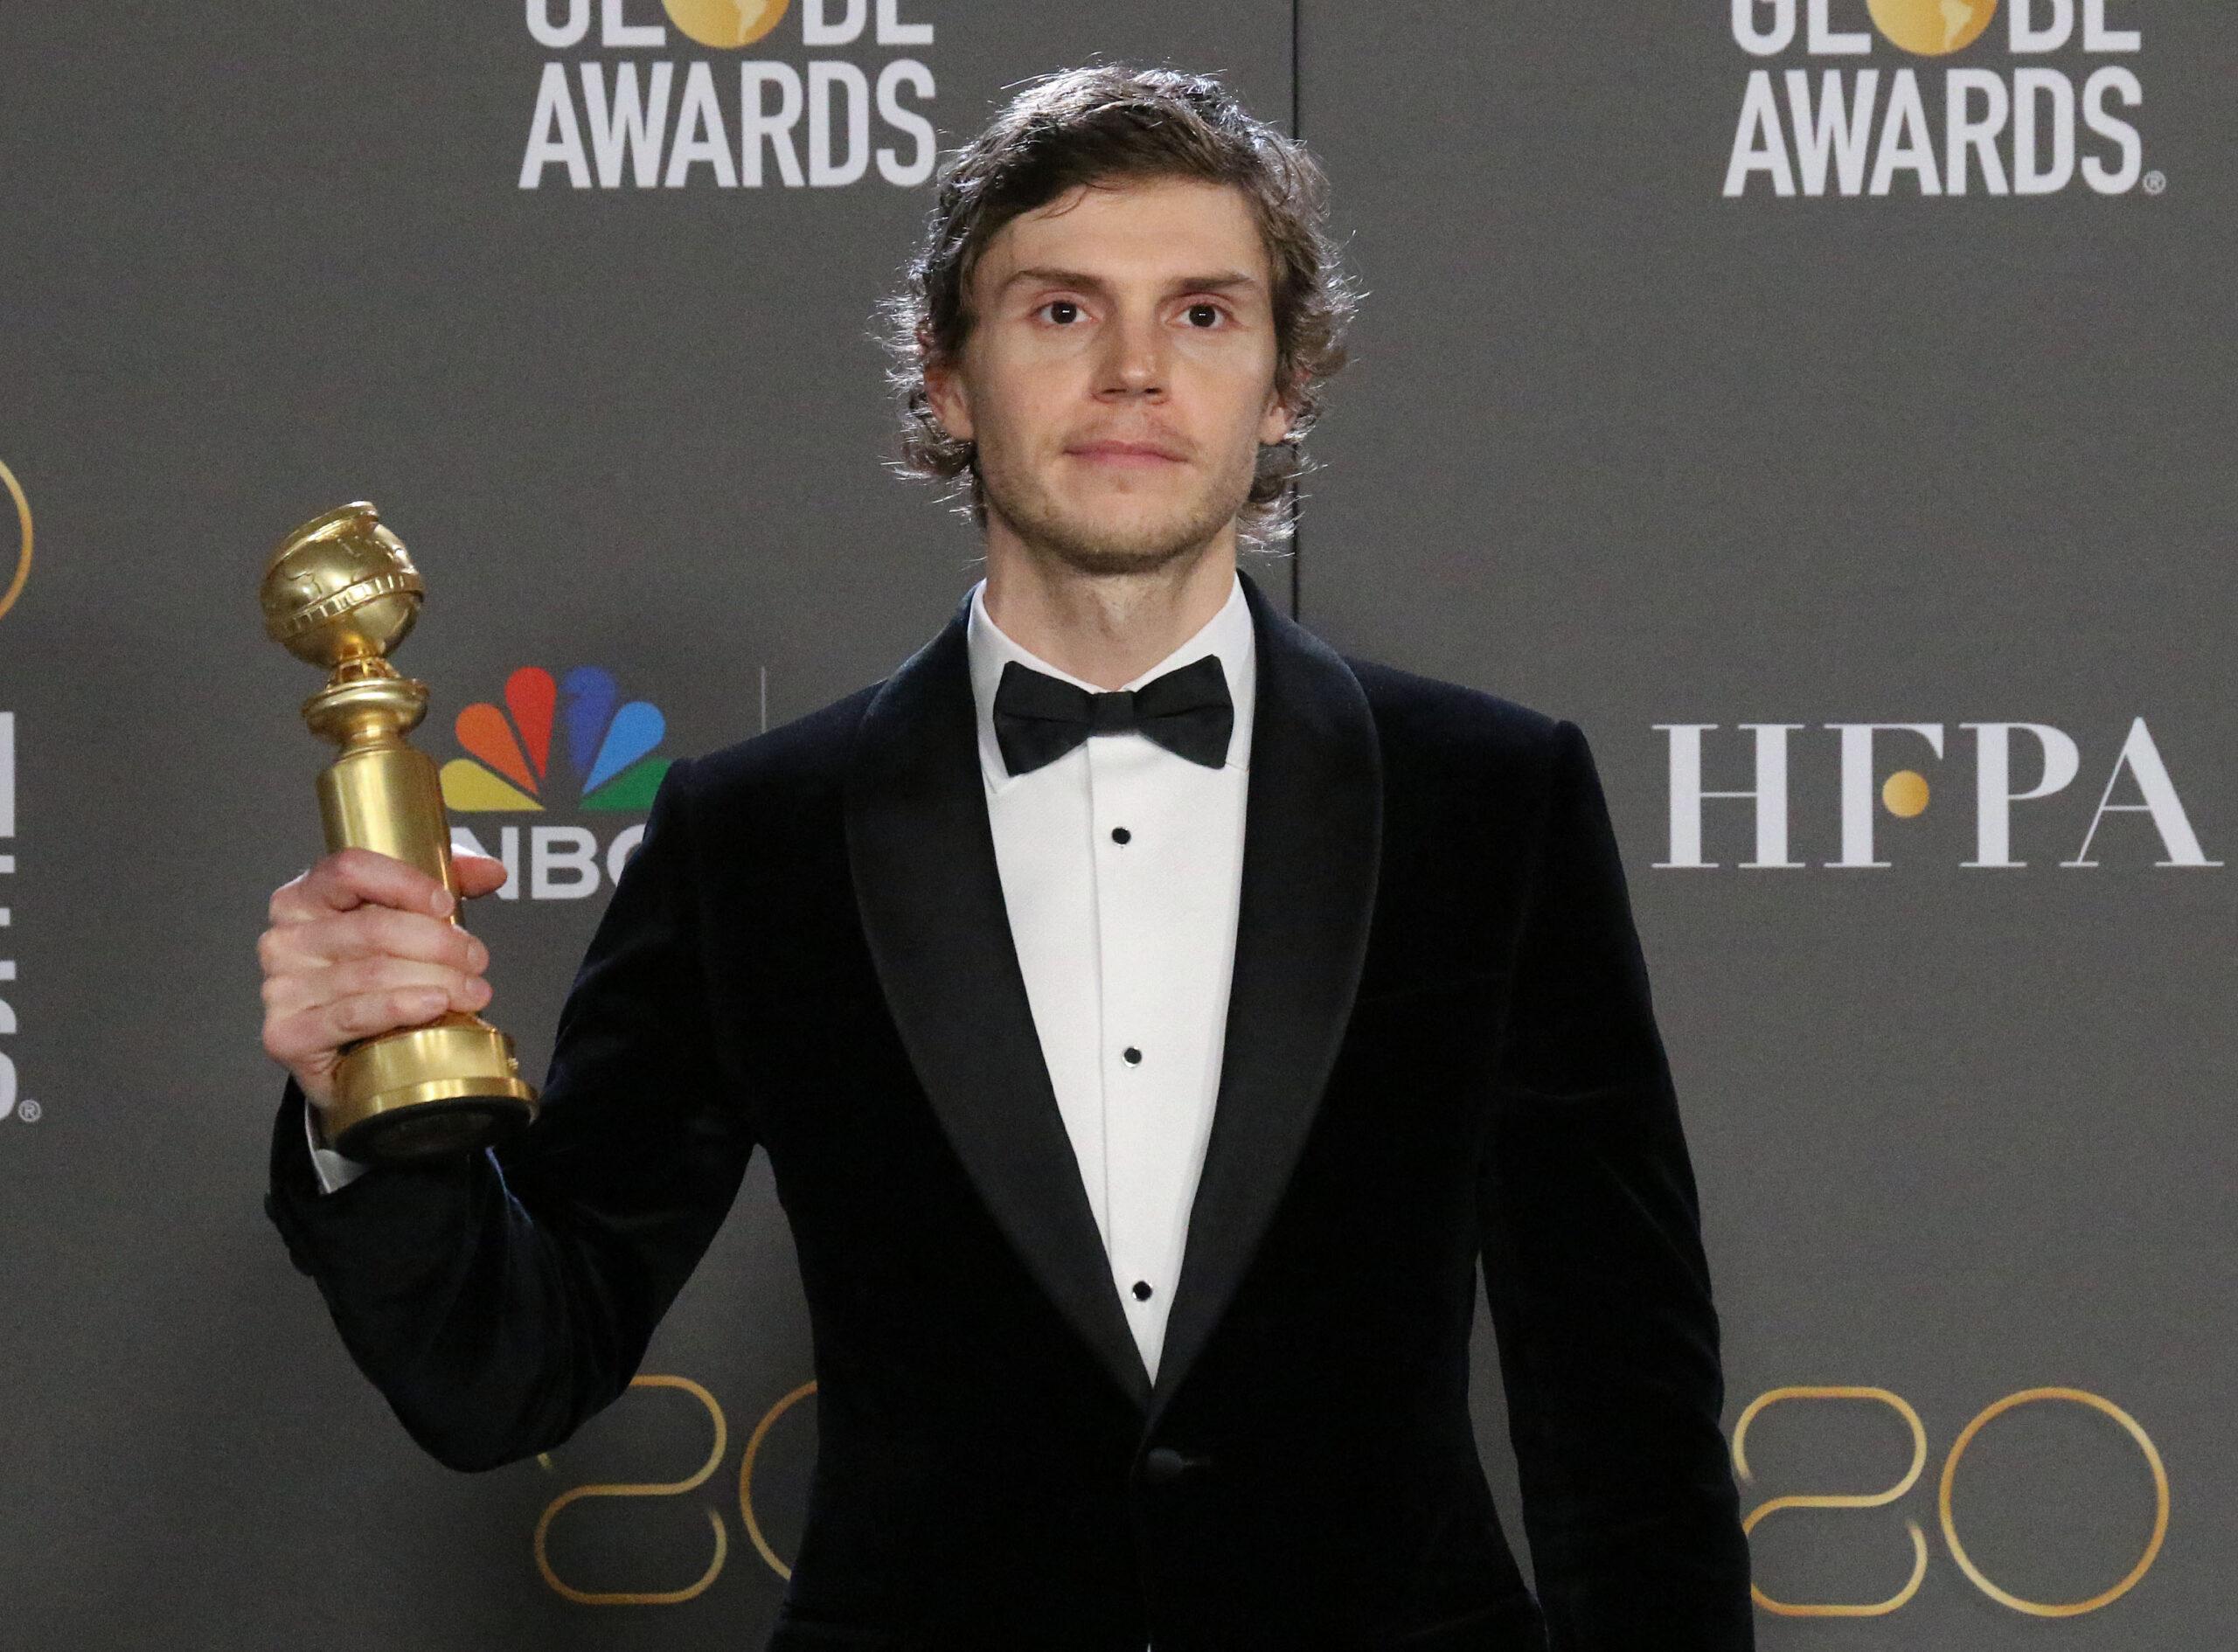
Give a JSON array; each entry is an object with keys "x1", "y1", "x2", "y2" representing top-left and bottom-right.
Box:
[{"x1": 925, "y1": 175, "x2": 1291, "y2": 577}]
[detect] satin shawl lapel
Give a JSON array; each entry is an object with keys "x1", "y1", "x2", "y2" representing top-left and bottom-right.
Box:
[
  {"x1": 1146, "y1": 566, "x2": 1382, "y2": 1427},
  {"x1": 844, "y1": 589, "x2": 1154, "y2": 1409}
]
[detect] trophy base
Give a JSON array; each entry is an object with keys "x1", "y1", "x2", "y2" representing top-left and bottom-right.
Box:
[{"x1": 325, "y1": 1014, "x2": 540, "y2": 1166}]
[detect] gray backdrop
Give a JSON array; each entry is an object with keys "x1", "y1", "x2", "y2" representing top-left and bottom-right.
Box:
[{"x1": 2, "y1": 0, "x2": 2229, "y2": 1644}]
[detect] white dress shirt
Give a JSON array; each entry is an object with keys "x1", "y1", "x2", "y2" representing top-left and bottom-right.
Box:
[
  {"x1": 308, "y1": 572, "x2": 1258, "y2": 1394},
  {"x1": 965, "y1": 572, "x2": 1255, "y2": 1383}
]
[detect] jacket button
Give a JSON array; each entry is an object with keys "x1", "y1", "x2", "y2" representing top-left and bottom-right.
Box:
[{"x1": 1143, "y1": 1447, "x2": 1196, "y2": 1484}]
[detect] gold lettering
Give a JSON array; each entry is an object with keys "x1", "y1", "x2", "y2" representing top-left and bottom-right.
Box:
[
  {"x1": 1733, "y1": 1385, "x2": 1929, "y2": 1616},
  {"x1": 534, "y1": 1373, "x2": 730, "y2": 1605},
  {"x1": 739, "y1": 1378, "x2": 818, "y2": 1580},
  {"x1": 1939, "y1": 1386, "x2": 2169, "y2": 1616}
]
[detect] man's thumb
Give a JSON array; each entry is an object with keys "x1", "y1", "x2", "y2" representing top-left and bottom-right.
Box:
[{"x1": 454, "y1": 852, "x2": 511, "y2": 898}]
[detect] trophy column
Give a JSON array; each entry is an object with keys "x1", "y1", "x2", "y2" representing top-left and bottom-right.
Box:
[{"x1": 261, "y1": 503, "x2": 539, "y2": 1164}]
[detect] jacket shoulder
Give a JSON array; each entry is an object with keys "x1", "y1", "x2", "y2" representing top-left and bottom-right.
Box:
[
  {"x1": 679, "y1": 679, "x2": 884, "y2": 810},
  {"x1": 1340, "y1": 653, "x2": 1567, "y2": 770}
]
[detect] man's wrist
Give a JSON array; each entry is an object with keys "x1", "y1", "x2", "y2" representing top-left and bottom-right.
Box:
[{"x1": 301, "y1": 1092, "x2": 372, "y2": 1192}]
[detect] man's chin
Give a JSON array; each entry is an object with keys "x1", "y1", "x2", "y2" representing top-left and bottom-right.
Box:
[
  {"x1": 996, "y1": 492, "x2": 1237, "y2": 577},
  {"x1": 1032, "y1": 529, "x2": 1209, "y2": 578}
]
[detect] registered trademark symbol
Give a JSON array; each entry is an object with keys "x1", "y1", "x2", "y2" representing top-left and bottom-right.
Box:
[
  {"x1": 17, "y1": 1098, "x2": 40, "y2": 1123},
  {"x1": 2144, "y1": 170, "x2": 2166, "y2": 195}
]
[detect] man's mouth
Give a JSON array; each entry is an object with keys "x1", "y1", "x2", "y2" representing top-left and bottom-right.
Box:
[{"x1": 1067, "y1": 441, "x2": 1185, "y2": 468}]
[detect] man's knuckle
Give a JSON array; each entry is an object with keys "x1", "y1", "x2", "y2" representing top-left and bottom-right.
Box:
[
  {"x1": 265, "y1": 1012, "x2": 310, "y2": 1060},
  {"x1": 324, "y1": 910, "x2": 368, "y2": 954},
  {"x1": 335, "y1": 848, "x2": 387, "y2": 892}
]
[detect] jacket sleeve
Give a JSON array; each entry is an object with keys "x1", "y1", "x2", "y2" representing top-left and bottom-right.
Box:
[
  {"x1": 1475, "y1": 718, "x2": 1755, "y2": 1649},
  {"x1": 262, "y1": 755, "x2": 758, "y2": 1472}
]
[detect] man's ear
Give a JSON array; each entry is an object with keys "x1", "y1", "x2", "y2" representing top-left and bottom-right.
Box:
[
  {"x1": 921, "y1": 326, "x2": 974, "y2": 441},
  {"x1": 1259, "y1": 383, "x2": 1293, "y2": 446}
]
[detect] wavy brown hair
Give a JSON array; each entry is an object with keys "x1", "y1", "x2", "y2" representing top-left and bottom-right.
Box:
[{"x1": 873, "y1": 63, "x2": 1363, "y2": 553}]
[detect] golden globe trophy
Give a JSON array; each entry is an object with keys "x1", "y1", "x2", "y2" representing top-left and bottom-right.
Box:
[{"x1": 260, "y1": 502, "x2": 539, "y2": 1163}]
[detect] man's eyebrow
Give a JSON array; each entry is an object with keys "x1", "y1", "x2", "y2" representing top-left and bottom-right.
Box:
[{"x1": 994, "y1": 266, "x2": 1264, "y2": 299}]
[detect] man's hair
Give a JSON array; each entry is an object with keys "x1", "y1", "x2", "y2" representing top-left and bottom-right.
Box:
[{"x1": 874, "y1": 63, "x2": 1362, "y2": 553}]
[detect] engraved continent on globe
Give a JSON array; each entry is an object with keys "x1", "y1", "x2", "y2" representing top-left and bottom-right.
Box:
[{"x1": 259, "y1": 502, "x2": 427, "y2": 670}]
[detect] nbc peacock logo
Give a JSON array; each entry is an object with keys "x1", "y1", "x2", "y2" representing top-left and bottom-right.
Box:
[
  {"x1": 441, "y1": 666, "x2": 671, "y2": 813},
  {"x1": 441, "y1": 666, "x2": 672, "y2": 902}
]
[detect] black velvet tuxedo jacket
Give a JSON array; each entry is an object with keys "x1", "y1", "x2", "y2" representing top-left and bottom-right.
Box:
[{"x1": 265, "y1": 566, "x2": 1754, "y2": 1651}]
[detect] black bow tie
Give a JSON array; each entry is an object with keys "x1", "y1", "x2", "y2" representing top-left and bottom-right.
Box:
[{"x1": 991, "y1": 654, "x2": 1234, "y2": 778}]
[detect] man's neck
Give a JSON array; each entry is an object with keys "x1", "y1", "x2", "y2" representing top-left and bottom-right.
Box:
[{"x1": 980, "y1": 535, "x2": 1240, "y2": 691}]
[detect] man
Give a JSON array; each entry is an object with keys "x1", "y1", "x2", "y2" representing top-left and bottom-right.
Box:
[{"x1": 259, "y1": 65, "x2": 1755, "y2": 1651}]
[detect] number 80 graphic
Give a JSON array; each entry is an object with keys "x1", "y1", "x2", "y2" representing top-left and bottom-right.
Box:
[{"x1": 1734, "y1": 1385, "x2": 2170, "y2": 1618}]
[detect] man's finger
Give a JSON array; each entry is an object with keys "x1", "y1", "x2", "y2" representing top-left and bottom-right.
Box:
[
  {"x1": 296, "y1": 846, "x2": 455, "y2": 920},
  {"x1": 266, "y1": 906, "x2": 487, "y2": 974},
  {"x1": 455, "y1": 853, "x2": 511, "y2": 899},
  {"x1": 263, "y1": 985, "x2": 457, "y2": 1066},
  {"x1": 265, "y1": 954, "x2": 483, "y2": 1026}
]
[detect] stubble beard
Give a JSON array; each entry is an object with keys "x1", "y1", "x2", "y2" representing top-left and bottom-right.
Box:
[{"x1": 975, "y1": 434, "x2": 1259, "y2": 580}]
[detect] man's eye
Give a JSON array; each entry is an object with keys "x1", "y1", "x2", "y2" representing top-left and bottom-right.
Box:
[
  {"x1": 1185, "y1": 303, "x2": 1227, "y2": 328},
  {"x1": 1039, "y1": 300, "x2": 1083, "y2": 324}
]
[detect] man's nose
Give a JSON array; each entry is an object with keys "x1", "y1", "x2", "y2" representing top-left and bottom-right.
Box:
[{"x1": 1095, "y1": 309, "x2": 1167, "y2": 398}]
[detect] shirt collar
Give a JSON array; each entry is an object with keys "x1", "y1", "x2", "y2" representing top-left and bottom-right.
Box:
[{"x1": 966, "y1": 568, "x2": 1257, "y2": 789}]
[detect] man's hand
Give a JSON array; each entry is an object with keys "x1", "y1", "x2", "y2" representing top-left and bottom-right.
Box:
[{"x1": 258, "y1": 847, "x2": 509, "y2": 1113}]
